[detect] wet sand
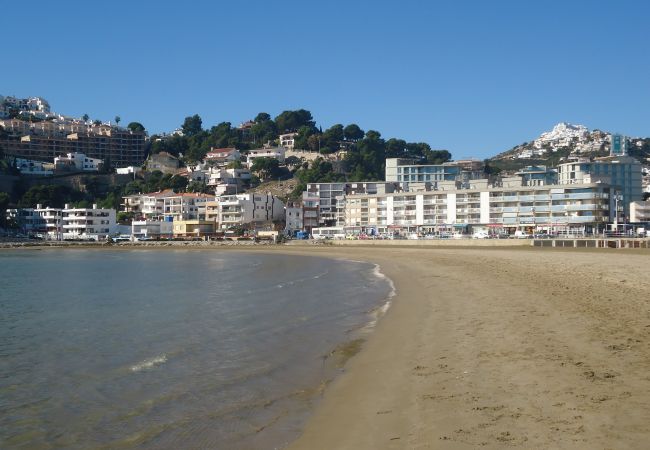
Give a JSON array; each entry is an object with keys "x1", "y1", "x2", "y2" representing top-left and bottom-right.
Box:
[{"x1": 281, "y1": 246, "x2": 650, "y2": 449}]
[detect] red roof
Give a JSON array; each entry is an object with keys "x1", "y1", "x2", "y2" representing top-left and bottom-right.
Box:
[{"x1": 206, "y1": 147, "x2": 237, "y2": 157}]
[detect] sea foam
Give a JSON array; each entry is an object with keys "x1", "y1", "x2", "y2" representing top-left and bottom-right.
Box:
[{"x1": 130, "y1": 354, "x2": 168, "y2": 372}]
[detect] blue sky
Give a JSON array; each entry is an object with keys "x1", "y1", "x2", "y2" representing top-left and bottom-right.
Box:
[{"x1": 3, "y1": 0, "x2": 648, "y2": 159}]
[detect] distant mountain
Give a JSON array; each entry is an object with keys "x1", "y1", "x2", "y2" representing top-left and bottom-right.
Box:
[{"x1": 490, "y1": 122, "x2": 650, "y2": 171}]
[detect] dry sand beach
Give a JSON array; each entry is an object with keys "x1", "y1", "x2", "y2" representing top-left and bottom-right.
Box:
[{"x1": 278, "y1": 246, "x2": 650, "y2": 449}]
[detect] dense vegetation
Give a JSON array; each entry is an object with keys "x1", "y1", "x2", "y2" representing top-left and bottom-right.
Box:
[{"x1": 149, "y1": 109, "x2": 452, "y2": 187}]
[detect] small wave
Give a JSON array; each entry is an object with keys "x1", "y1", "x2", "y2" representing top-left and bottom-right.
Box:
[
  {"x1": 372, "y1": 264, "x2": 396, "y2": 299},
  {"x1": 130, "y1": 354, "x2": 168, "y2": 372}
]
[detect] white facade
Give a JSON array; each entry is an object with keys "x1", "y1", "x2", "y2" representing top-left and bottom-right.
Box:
[
  {"x1": 163, "y1": 193, "x2": 212, "y2": 221},
  {"x1": 279, "y1": 133, "x2": 297, "y2": 150},
  {"x1": 54, "y1": 152, "x2": 103, "y2": 172},
  {"x1": 204, "y1": 148, "x2": 241, "y2": 165},
  {"x1": 630, "y1": 201, "x2": 650, "y2": 223},
  {"x1": 62, "y1": 204, "x2": 117, "y2": 240},
  {"x1": 216, "y1": 193, "x2": 285, "y2": 230},
  {"x1": 345, "y1": 182, "x2": 614, "y2": 234},
  {"x1": 284, "y1": 205, "x2": 303, "y2": 234},
  {"x1": 116, "y1": 166, "x2": 142, "y2": 175},
  {"x1": 131, "y1": 219, "x2": 173, "y2": 239},
  {"x1": 246, "y1": 147, "x2": 286, "y2": 166}
]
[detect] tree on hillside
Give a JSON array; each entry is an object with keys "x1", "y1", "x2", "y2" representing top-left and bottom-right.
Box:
[
  {"x1": 82, "y1": 114, "x2": 90, "y2": 122},
  {"x1": 254, "y1": 112, "x2": 271, "y2": 123},
  {"x1": 114, "y1": 116, "x2": 121, "y2": 126},
  {"x1": 274, "y1": 109, "x2": 315, "y2": 133},
  {"x1": 423, "y1": 149, "x2": 452, "y2": 164},
  {"x1": 127, "y1": 122, "x2": 146, "y2": 132},
  {"x1": 293, "y1": 125, "x2": 317, "y2": 150},
  {"x1": 343, "y1": 124, "x2": 364, "y2": 141},
  {"x1": 345, "y1": 130, "x2": 386, "y2": 181},
  {"x1": 250, "y1": 113, "x2": 278, "y2": 145},
  {"x1": 250, "y1": 157, "x2": 281, "y2": 181},
  {"x1": 320, "y1": 124, "x2": 344, "y2": 153},
  {"x1": 182, "y1": 114, "x2": 203, "y2": 136}
]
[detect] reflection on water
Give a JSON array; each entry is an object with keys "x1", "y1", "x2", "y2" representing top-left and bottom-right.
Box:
[{"x1": 0, "y1": 249, "x2": 391, "y2": 449}]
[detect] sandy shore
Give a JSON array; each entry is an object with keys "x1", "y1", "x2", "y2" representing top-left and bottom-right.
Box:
[{"x1": 278, "y1": 246, "x2": 650, "y2": 449}]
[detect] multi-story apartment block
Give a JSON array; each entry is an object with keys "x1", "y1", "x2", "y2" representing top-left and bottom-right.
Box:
[
  {"x1": 385, "y1": 158, "x2": 485, "y2": 185},
  {"x1": 301, "y1": 191, "x2": 320, "y2": 231},
  {"x1": 122, "y1": 190, "x2": 177, "y2": 219},
  {"x1": 1, "y1": 120, "x2": 146, "y2": 167},
  {"x1": 345, "y1": 175, "x2": 612, "y2": 233},
  {"x1": 284, "y1": 202, "x2": 303, "y2": 235},
  {"x1": 163, "y1": 193, "x2": 212, "y2": 222},
  {"x1": 556, "y1": 155, "x2": 642, "y2": 218},
  {"x1": 6, "y1": 205, "x2": 63, "y2": 239},
  {"x1": 345, "y1": 179, "x2": 614, "y2": 235},
  {"x1": 304, "y1": 182, "x2": 399, "y2": 227},
  {"x1": 216, "y1": 193, "x2": 285, "y2": 230},
  {"x1": 62, "y1": 204, "x2": 116, "y2": 240}
]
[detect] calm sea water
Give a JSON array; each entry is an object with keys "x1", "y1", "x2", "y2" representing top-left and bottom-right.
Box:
[{"x1": 0, "y1": 249, "x2": 392, "y2": 449}]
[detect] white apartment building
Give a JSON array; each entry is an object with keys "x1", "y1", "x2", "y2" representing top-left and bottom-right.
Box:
[
  {"x1": 35, "y1": 205, "x2": 63, "y2": 239},
  {"x1": 305, "y1": 182, "x2": 399, "y2": 227},
  {"x1": 207, "y1": 167, "x2": 251, "y2": 195},
  {"x1": 121, "y1": 190, "x2": 176, "y2": 219},
  {"x1": 163, "y1": 193, "x2": 212, "y2": 221},
  {"x1": 54, "y1": 152, "x2": 103, "y2": 172},
  {"x1": 246, "y1": 147, "x2": 286, "y2": 166},
  {"x1": 62, "y1": 204, "x2": 116, "y2": 240},
  {"x1": 6, "y1": 205, "x2": 62, "y2": 239},
  {"x1": 345, "y1": 181, "x2": 614, "y2": 235},
  {"x1": 216, "y1": 193, "x2": 285, "y2": 230}
]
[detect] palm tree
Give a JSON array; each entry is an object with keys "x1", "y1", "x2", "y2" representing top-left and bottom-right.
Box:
[
  {"x1": 115, "y1": 115, "x2": 121, "y2": 126},
  {"x1": 82, "y1": 114, "x2": 89, "y2": 122}
]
